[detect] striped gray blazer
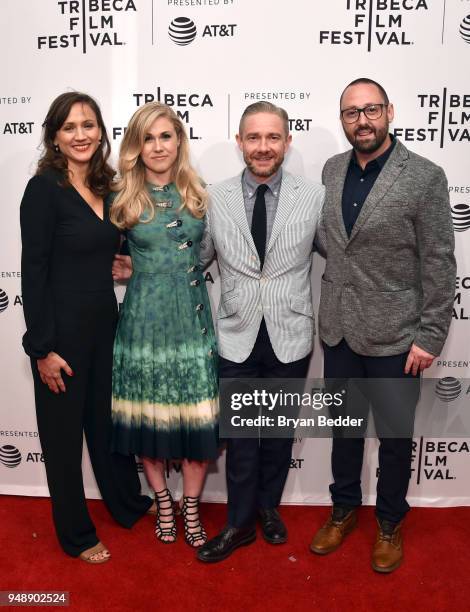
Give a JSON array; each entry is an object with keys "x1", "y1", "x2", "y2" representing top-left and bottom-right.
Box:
[{"x1": 200, "y1": 170, "x2": 325, "y2": 364}]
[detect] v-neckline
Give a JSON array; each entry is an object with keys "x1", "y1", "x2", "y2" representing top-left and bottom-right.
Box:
[{"x1": 71, "y1": 185, "x2": 105, "y2": 222}]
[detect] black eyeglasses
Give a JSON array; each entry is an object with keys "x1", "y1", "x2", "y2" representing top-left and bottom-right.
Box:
[{"x1": 340, "y1": 103, "x2": 388, "y2": 124}]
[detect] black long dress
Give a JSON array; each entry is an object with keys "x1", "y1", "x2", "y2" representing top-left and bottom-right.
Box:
[{"x1": 20, "y1": 168, "x2": 152, "y2": 557}]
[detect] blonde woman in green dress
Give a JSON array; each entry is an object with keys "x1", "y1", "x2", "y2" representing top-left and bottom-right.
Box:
[{"x1": 110, "y1": 103, "x2": 219, "y2": 547}]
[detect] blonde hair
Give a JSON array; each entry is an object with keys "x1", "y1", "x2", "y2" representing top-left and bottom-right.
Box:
[{"x1": 110, "y1": 102, "x2": 207, "y2": 229}]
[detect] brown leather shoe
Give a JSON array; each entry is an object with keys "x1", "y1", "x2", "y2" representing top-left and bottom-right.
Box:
[
  {"x1": 371, "y1": 518, "x2": 403, "y2": 573},
  {"x1": 310, "y1": 508, "x2": 357, "y2": 555}
]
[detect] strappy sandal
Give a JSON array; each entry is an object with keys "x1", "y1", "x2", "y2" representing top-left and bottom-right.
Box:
[
  {"x1": 79, "y1": 542, "x2": 111, "y2": 564},
  {"x1": 180, "y1": 495, "x2": 207, "y2": 548},
  {"x1": 155, "y1": 488, "x2": 177, "y2": 543}
]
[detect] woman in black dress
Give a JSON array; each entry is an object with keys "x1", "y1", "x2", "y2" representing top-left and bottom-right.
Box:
[{"x1": 20, "y1": 92, "x2": 152, "y2": 563}]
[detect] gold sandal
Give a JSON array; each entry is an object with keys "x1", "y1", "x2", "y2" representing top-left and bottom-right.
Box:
[{"x1": 79, "y1": 542, "x2": 111, "y2": 564}]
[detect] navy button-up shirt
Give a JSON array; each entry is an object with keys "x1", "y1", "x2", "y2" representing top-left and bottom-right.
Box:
[{"x1": 342, "y1": 136, "x2": 396, "y2": 238}]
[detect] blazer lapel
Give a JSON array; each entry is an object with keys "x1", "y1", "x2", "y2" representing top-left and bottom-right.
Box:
[
  {"x1": 266, "y1": 171, "x2": 299, "y2": 254},
  {"x1": 348, "y1": 141, "x2": 409, "y2": 244},
  {"x1": 224, "y1": 174, "x2": 258, "y2": 255}
]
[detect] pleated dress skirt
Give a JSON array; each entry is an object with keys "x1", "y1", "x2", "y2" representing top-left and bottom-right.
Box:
[{"x1": 111, "y1": 184, "x2": 219, "y2": 461}]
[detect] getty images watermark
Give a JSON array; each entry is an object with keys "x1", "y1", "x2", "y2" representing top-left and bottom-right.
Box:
[
  {"x1": 230, "y1": 387, "x2": 361, "y2": 428},
  {"x1": 219, "y1": 378, "x2": 470, "y2": 439}
]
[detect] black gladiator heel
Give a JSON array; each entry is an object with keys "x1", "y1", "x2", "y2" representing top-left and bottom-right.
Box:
[
  {"x1": 154, "y1": 488, "x2": 177, "y2": 543},
  {"x1": 181, "y1": 495, "x2": 207, "y2": 548}
]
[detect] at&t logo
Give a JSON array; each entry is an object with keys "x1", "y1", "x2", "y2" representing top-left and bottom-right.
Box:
[
  {"x1": 168, "y1": 17, "x2": 237, "y2": 45},
  {"x1": 460, "y1": 15, "x2": 470, "y2": 44},
  {"x1": 0, "y1": 445, "x2": 22, "y2": 468},
  {"x1": 435, "y1": 377, "x2": 462, "y2": 402},
  {"x1": 168, "y1": 17, "x2": 197, "y2": 45},
  {"x1": 451, "y1": 203, "x2": 470, "y2": 232},
  {"x1": 0, "y1": 289, "x2": 9, "y2": 313}
]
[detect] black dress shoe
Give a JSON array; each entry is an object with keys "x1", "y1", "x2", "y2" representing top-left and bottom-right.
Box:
[
  {"x1": 196, "y1": 526, "x2": 256, "y2": 563},
  {"x1": 258, "y1": 508, "x2": 287, "y2": 544}
]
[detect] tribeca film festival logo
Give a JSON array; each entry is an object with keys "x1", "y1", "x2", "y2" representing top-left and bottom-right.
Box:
[
  {"x1": 168, "y1": 16, "x2": 237, "y2": 45},
  {"x1": 454, "y1": 275, "x2": 470, "y2": 321},
  {"x1": 319, "y1": 0, "x2": 430, "y2": 51},
  {"x1": 0, "y1": 445, "x2": 22, "y2": 468},
  {"x1": 112, "y1": 86, "x2": 215, "y2": 141},
  {"x1": 37, "y1": 0, "x2": 137, "y2": 53},
  {"x1": 392, "y1": 90, "x2": 470, "y2": 147},
  {"x1": 411, "y1": 438, "x2": 462, "y2": 485},
  {"x1": 410, "y1": 439, "x2": 470, "y2": 483}
]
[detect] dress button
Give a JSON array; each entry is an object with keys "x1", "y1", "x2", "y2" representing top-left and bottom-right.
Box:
[
  {"x1": 353, "y1": 203, "x2": 358, "y2": 207},
  {"x1": 190, "y1": 280, "x2": 200, "y2": 287},
  {"x1": 201, "y1": 327, "x2": 207, "y2": 335},
  {"x1": 166, "y1": 219, "x2": 182, "y2": 228},
  {"x1": 178, "y1": 240, "x2": 193, "y2": 250},
  {"x1": 196, "y1": 304, "x2": 204, "y2": 311}
]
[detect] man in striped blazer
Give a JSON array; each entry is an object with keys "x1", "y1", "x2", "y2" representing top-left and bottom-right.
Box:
[{"x1": 197, "y1": 102, "x2": 325, "y2": 563}]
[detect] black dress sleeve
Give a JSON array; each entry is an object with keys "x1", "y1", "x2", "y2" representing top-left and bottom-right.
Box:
[{"x1": 20, "y1": 174, "x2": 57, "y2": 359}]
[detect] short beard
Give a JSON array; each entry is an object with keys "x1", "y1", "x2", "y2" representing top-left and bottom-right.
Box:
[
  {"x1": 347, "y1": 124, "x2": 389, "y2": 154},
  {"x1": 245, "y1": 155, "x2": 283, "y2": 179}
]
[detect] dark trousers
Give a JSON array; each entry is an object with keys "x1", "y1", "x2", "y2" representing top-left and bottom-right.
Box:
[
  {"x1": 323, "y1": 339, "x2": 419, "y2": 523},
  {"x1": 219, "y1": 320, "x2": 311, "y2": 528},
  {"x1": 31, "y1": 292, "x2": 152, "y2": 557}
]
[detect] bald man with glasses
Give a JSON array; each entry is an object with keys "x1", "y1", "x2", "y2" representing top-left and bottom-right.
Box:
[{"x1": 311, "y1": 78, "x2": 456, "y2": 573}]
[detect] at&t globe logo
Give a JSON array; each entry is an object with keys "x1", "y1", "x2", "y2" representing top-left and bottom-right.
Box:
[
  {"x1": 168, "y1": 17, "x2": 197, "y2": 46},
  {"x1": 0, "y1": 445, "x2": 22, "y2": 468},
  {"x1": 435, "y1": 377, "x2": 462, "y2": 402},
  {"x1": 460, "y1": 15, "x2": 470, "y2": 44},
  {"x1": 0, "y1": 289, "x2": 8, "y2": 313},
  {"x1": 451, "y1": 203, "x2": 470, "y2": 232}
]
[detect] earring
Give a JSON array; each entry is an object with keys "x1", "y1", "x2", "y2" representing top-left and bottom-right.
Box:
[{"x1": 54, "y1": 144, "x2": 60, "y2": 153}]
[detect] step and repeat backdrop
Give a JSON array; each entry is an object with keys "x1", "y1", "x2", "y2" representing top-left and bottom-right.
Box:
[{"x1": 1, "y1": 0, "x2": 469, "y2": 506}]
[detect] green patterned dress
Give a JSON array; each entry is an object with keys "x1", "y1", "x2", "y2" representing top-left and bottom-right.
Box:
[{"x1": 111, "y1": 183, "x2": 219, "y2": 460}]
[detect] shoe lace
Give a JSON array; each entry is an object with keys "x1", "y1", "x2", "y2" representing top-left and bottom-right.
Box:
[{"x1": 378, "y1": 520, "x2": 398, "y2": 543}]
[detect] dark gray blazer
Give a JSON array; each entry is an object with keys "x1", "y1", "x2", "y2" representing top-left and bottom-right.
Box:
[{"x1": 318, "y1": 139, "x2": 456, "y2": 357}]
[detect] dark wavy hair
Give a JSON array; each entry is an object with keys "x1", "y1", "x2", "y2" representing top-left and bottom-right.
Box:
[{"x1": 37, "y1": 92, "x2": 115, "y2": 196}]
